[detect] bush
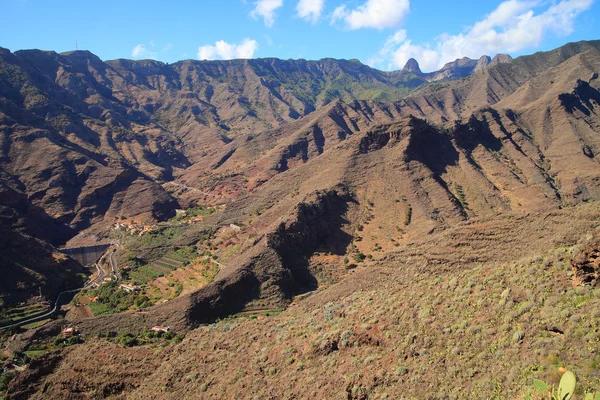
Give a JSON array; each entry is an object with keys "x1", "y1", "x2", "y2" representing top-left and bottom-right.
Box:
[
  {"x1": 119, "y1": 333, "x2": 138, "y2": 347},
  {"x1": 134, "y1": 295, "x2": 150, "y2": 307},
  {"x1": 0, "y1": 371, "x2": 15, "y2": 392},
  {"x1": 353, "y1": 252, "x2": 366, "y2": 263}
]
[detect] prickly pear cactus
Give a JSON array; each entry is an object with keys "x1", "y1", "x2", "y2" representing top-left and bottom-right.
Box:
[{"x1": 558, "y1": 371, "x2": 576, "y2": 400}]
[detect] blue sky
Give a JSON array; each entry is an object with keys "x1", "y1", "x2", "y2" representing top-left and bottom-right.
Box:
[{"x1": 1, "y1": 0, "x2": 598, "y2": 71}]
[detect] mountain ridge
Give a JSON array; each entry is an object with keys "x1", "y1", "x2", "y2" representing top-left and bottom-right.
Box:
[
  {"x1": 2, "y1": 39, "x2": 600, "y2": 399},
  {"x1": 0, "y1": 40, "x2": 599, "y2": 306}
]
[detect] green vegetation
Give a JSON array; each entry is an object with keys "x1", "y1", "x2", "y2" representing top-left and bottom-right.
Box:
[
  {"x1": 404, "y1": 203, "x2": 412, "y2": 226},
  {"x1": 454, "y1": 183, "x2": 470, "y2": 211},
  {"x1": 129, "y1": 265, "x2": 164, "y2": 284},
  {"x1": 20, "y1": 318, "x2": 52, "y2": 330},
  {"x1": 526, "y1": 370, "x2": 599, "y2": 399},
  {"x1": 352, "y1": 252, "x2": 366, "y2": 263},
  {"x1": 48, "y1": 114, "x2": 70, "y2": 131},
  {"x1": 87, "y1": 302, "x2": 114, "y2": 316},
  {"x1": 120, "y1": 225, "x2": 212, "y2": 264},
  {"x1": 169, "y1": 205, "x2": 218, "y2": 222},
  {"x1": 23, "y1": 349, "x2": 47, "y2": 358},
  {"x1": 168, "y1": 246, "x2": 200, "y2": 264},
  {"x1": 112, "y1": 126, "x2": 138, "y2": 142},
  {"x1": 0, "y1": 302, "x2": 48, "y2": 325},
  {"x1": 128, "y1": 245, "x2": 200, "y2": 284},
  {"x1": 86, "y1": 281, "x2": 152, "y2": 316},
  {"x1": 0, "y1": 371, "x2": 14, "y2": 394},
  {"x1": 219, "y1": 243, "x2": 241, "y2": 262},
  {"x1": 0, "y1": 59, "x2": 49, "y2": 109}
]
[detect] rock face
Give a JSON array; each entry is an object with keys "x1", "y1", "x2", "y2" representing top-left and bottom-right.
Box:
[
  {"x1": 571, "y1": 235, "x2": 600, "y2": 287},
  {"x1": 402, "y1": 58, "x2": 422, "y2": 74},
  {"x1": 431, "y1": 55, "x2": 497, "y2": 81},
  {"x1": 0, "y1": 47, "x2": 504, "y2": 243},
  {"x1": 491, "y1": 53, "x2": 513, "y2": 65},
  {"x1": 475, "y1": 55, "x2": 492, "y2": 72}
]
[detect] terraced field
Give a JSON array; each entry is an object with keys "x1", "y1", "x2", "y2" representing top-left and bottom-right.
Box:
[
  {"x1": 129, "y1": 255, "x2": 184, "y2": 284},
  {"x1": 0, "y1": 303, "x2": 49, "y2": 324},
  {"x1": 146, "y1": 257, "x2": 219, "y2": 301}
]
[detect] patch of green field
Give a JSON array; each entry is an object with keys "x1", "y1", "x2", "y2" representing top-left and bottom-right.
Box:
[
  {"x1": 21, "y1": 318, "x2": 52, "y2": 330},
  {"x1": 1, "y1": 303, "x2": 48, "y2": 323},
  {"x1": 129, "y1": 265, "x2": 165, "y2": 284},
  {"x1": 160, "y1": 257, "x2": 183, "y2": 267},
  {"x1": 88, "y1": 302, "x2": 113, "y2": 316},
  {"x1": 148, "y1": 263, "x2": 173, "y2": 274},
  {"x1": 23, "y1": 349, "x2": 48, "y2": 358}
]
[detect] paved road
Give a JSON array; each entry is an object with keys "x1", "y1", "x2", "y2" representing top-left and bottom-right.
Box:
[
  {"x1": 108, "y1": 247, "x2": 121, "y2": 280},
  {"x1": 94, "y1": 262, "x2": 106, "y2": 282}
]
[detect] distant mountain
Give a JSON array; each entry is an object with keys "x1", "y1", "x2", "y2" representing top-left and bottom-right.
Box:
[
  {"x1": 398, "y1": 53, "x2": 513, "y2": 82},
  {"x1": 0, "y1": 47, "x2": 513, "y2": 306},
  {"x1": 0, "y1": 47, "x2": 507, "y2": 236}
]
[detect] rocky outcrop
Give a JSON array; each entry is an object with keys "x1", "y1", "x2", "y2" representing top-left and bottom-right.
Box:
[
  {"x1": 490, "y1": 53, "x2": 513, "y2": 65},
  {"x1": 571, "y1": 234, "x2": 600, "y2": 287},
  {"x1": 402, "y1": 58, "x2": 422, "y2": 74},
  {"x1": 475, "y1": 55, "x2": 492, "y2": 72},
  {"x1": 185, "y1": 187, "x2": 354, "y2": 325}
]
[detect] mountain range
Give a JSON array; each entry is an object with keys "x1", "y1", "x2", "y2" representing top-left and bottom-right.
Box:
[
  {"x1": 1, "y1": 40, "x2": 600, "y2": 398},
  {"x1": 0, "y1": 45, "x2": 515, "y2": 302}
]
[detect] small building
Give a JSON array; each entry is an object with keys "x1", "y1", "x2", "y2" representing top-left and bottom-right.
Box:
[
  {"x1": 120, "y1": 284, "x2": 140, "y2": 293},
  {"x1": 90, "y1": 297, "x2": 99, "y2": 303},
  {"x1": 150, "y1": 325, "x2": 170, "y2": 333},
  {"x1": 62, "y1": 327, "x2": 76, "y2": 338}
]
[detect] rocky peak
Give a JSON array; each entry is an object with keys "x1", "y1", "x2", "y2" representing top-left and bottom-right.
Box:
[
  {"x1": 475, "y1": 55, "x2": 491, "y2": 72},
  {"x1": 491, "y1": 53, "x2": 513, "y2": 65},
  {"x1": 403, "y1": 58, "x2": 422, "y2": 74}
]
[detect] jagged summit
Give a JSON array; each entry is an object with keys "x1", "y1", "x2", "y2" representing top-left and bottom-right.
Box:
[
  {"x1": 475, "y1": 55, "x2": 492, "y2": 72},
  {"x1": 491, "y1": 53, "x2": 513, "y2": 65},
  {"x1": 398, "y1": 53, "x2": 511, "y2": 81},
  {"x1": 402, "y1": 58, "x2": 422, "y2": 74}
]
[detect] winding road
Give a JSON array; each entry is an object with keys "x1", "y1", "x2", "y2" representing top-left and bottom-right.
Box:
[
  {"x1": 0, "y1": 244, "x2": 120, "y2": 330},
  {"x1": 108, "y1": 246, "x2": 121, "y2": 281},
  {"x1": 0, "y1": 288, "x2": 84, "y2": 330}
]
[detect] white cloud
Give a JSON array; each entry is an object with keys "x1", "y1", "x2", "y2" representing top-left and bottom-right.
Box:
[
  {"x1": 372, "y1": 0, "x2": 593, "y2": 72},
  {"x1": 162, "y1": 43, "x2": 172, "y2": 52},
  {"x1": 131, "y1": 44, "x2": 157, "y2": 60},
  {"x1": 331, "y1": 0, "x2": 410, "y2": 30},
  {"x1": 250, "y1": 0, "x2": 284, "y2": 27},
  {"x1": 297, "y1": 0, "x2": 325, "y2": 23},
  {"x1": 197, "y1": 39, "x2": 259, "y2": 60}
]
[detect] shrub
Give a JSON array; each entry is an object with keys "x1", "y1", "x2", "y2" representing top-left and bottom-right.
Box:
[{"x1": 353, "y1": 252, "x2": 366, "y2": 263}]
